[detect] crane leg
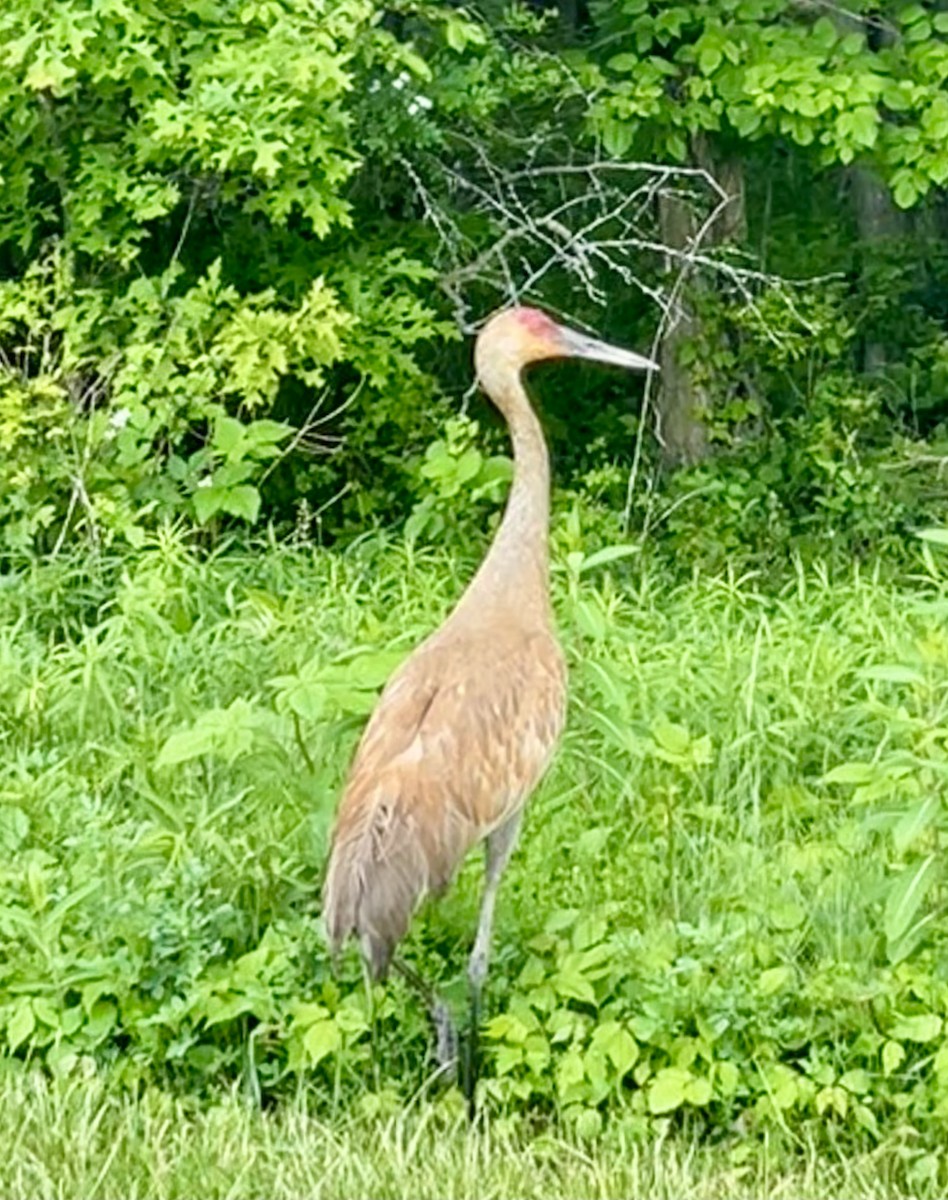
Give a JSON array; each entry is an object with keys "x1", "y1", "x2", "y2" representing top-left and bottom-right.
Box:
[
  {"x1": 463, "y1": 810, "x2": 523, "y2": 1116},
  {"x1": 393, "y1": 957, "x2": 458, "y2": 1078}
]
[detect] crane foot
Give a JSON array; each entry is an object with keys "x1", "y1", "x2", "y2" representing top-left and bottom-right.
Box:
[
  {"x1": 392, "y1": 957, "x2": 458, "y2": 1082},
  {"x1": 431, "y1": 998, "x2": 458, "y2": 1078}
]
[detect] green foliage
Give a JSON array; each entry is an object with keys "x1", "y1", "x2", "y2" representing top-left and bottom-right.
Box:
[
  {"x1": 0, "y1": 0, "x2": 483, "y2": 550},
  {"x1": 587, "y1": 0, "x2": 948, "y2": 203},
  {"x1": 4, "y1": 533, "x2": 948, "y2": 1179},
  {"x1": 405, "y1": 415, "x2": 513, "y2": 546},
  {"x1": 0, "y1": 0, "x2": 373, "y2": 254},
  {"x1": 629, "y1": 279, "x2": 946, "y2": 571},
  {"x1": 1, "y1": 0, "x2": 947, "y2": 564}
]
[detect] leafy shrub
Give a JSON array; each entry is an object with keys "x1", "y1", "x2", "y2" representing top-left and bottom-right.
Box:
[
  {"x1": 2, "y1": 533, "x2": 948, "y2": 1178},
  {"x1": 631, "y1": 280, "x2": 946, "y2": 571},
  {"x1": 404, "y1": 415, "x2": 512, "y2": 548},
  {"x1": 0, "y1": 0, "x2": 510, "y2": 551}
]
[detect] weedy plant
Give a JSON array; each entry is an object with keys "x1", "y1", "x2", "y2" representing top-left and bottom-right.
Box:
[{"x1": 1, "y1": 527, "x2": 948, "y2": 1191}]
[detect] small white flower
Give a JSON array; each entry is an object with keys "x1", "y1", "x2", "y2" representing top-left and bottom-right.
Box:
[
  {"x1": 392, "y1": 76, "x2": 405, "y2": 91},
  {"x1": 198, "y1": 476, "x2": 213, "y2": 489},
  {"x1": 407, "y1": 100, "x2": 419, "y2": 115},
  {"x1": 416, "y1": 95, "x2": 433, "y2": 110},
  {"x1": 109, "y1": 407, "x2": 131, "y2": 430}
]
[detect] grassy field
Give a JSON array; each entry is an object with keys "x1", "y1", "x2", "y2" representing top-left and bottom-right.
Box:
[
  {"x1": 2, "y1": 528, "x2": 948, "y2": 1194},
  {"x1": 0, "y1": 1071, "x2": 922, "y2": 1200}
]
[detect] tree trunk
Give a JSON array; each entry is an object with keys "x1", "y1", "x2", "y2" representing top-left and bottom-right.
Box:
[
  {"x1": 657, "y1": 189, "x2": 709, "y2": 465},
  {"x1": 850, "y1": 164, "x2": 906, "y2": 373},
  {"x1": 656, "y1": 141, "x2": 746, "y2": 465},
  {"x1": 830, "y1": 12, "x2": 906, "y2": 373}
]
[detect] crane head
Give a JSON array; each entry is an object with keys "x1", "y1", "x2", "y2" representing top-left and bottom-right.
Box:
[{"x1": 476, "y1": 306, "x2": 658, "y2": 380}]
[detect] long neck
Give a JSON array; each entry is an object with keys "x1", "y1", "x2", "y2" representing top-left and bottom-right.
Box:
[{"x1": 456, "y1": 369, "x2": 552, "y2": 620}]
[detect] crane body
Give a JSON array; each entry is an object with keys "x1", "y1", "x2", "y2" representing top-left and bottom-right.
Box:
[{"x1": 322, "y1": 306, "x2": 656, "y2": 1100}]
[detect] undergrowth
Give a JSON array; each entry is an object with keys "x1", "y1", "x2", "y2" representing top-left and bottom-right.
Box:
[{"x1": 2, "y1": 526, "x2": 948, "y2": 1191}]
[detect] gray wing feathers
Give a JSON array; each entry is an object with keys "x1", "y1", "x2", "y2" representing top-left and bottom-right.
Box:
[{"x1": 322, "y1": 784, "x2": 429, "y2": 981}]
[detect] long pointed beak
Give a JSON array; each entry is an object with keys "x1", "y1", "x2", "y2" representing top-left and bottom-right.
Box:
[{"x1": 559, "y1": 327, "x2": 659, "y2": 373}]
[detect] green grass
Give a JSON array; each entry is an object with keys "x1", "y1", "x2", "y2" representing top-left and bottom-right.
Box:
[
  {"x1": 0, "y1": 1071, "x2": 928, "y2": 1200},
  {"x1": 2, "y1": 529, "x2": 948, "y2": 1192}
]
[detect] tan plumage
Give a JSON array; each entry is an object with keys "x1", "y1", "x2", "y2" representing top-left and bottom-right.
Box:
[
  {"x1": 323, "y1": 622, "x2": 566, "y2": 978},
  {"x1": 322, "y1": 306, "x2": 656, "y2": 1020}
]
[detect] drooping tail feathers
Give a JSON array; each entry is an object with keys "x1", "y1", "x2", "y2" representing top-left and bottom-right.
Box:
[{"x1": 322, "y1": 790, "x2": 430, "y2": 981}]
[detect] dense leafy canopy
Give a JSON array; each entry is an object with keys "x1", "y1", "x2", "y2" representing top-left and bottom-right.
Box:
[{"x1": 0, "y1": 0, "x2": 946, "y2": 563}]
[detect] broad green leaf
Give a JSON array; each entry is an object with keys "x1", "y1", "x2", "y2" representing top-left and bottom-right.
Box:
[
  {"x1": 698, "y1": 45, "x2": 722, "y2": 74},
  {"x1": 890, "y1": 1013, "x2": 942, "y2": 1043},
  {"x1": 213, "y1": 416, "x2": 246, "y2": 458},
  {"x1": 603, "y1": 1026, "x2": 638, "y2": 1077},
  {"x1": 315, "y1": 650, "x2": 406, "y2": 696},
  {"x1": 607, "y1": 53, "x2": 640, "y2": 73},
  {"x1": 204, "y1": 991, "x2": 256, "y2": 1027},
  {"x1": 839, "y1": 1068, "x2": 870, "y2": 1094},
  {"x1": 0, "y1": 805, "x2": 29, "y2": 853},
  {"x1": 221, "y1": 485, "x2": 261, "y2": 523},
  {"x1": 884, "y1": 855, "x2": 938, "y2": 947},
  {"x1": 849, "y1": 106, "x2": 879, "y2": 148},
  {"x1": 715, "y1": 1060, "x2": 740, "y2": 1096},
  {"x1": 84, "y1": 1001, "x2": 118, "y2": 1045},
  {"x1": 685, "y1": 1076, "x2": 712, "y2": 1105},
  {"x1": 485, "y1": 1014, "x2": 529, "y2": 1044},
  {"x1": 283, "y1": 680, "x2": 327, "y2": 721},
  {"x1": 553, "y1": 967, "x2": 596, "y2": 1006},
  {"x1": 917, "y1": 528, "x2": 948, "y2": 547},
  {"x1": 495, "y1": 1044, "x2": 523, "y2": 1075},
  {"x1": 290, "y1": 1002, "x2": 330, "y2": 1028},
  {"x1": 576, "y1": 827, "x2": 610, "y2": 857},
  {"x1": 892, "y1": 796, "x2": 939, "y2": 855},
  {"x1": 245, "y1": 419, "x2": 292, "y2": 447},
  {"x1": 193, "y1": 486, "x2": 227, "y2": 524},
  {"x1": 602, "y1": 118, "x2": 633, "y2": 157},
  {"x1": 156, "y1": 725, "x2": 216, "y2": 767},
  {"x1": 7, "y1": 1002, "x2": 35, "y2": 1051},
  {"x1": 555, "y1": 1048, "x2": 585, "y2": 1097},
  {"x1": 545, "y1": 908, "x2": 580, "y2": 934},
  {"x1": 816, "y1": 1085, "x2": 848, "y2": 1118},
  {"x1": 769, "y1": 902, "x2": 806, "y2": 931},
  {"x1": 882, "y1": 1040, "x2": 905, "y2": 1075},
  {"x1": 33, "y1": 998, "x2": 60, "y2": 1027},
  {"x1": 648, "y1": 1067, "x2": 690, "y2": 1114},
  {"x1": 823, "y1": 762, "x2": 874, "y2": 785},
  {"x1": 156, "y1": 699, "x2": 267, "y2": 767},
  {"x1": 651, "y1": 717, "x2": 691, "y2": 756},
  {"x1": 444, "y1": 14, "x2": 487, "y2": 52},
  {"x1": 893, "y1": 176, "x2": 919, "y2": 210},
  {"x1": 758, "y1": 965, "x2": 792, "y2": 995},
  {"x1": 887, "y1": 910, "x2": 939, "y2": 966},
  {"x1": 302, "y1": 1019, "x2": 341, "y2": 1066}
]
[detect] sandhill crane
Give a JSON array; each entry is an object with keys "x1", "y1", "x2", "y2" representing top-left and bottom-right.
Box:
[{"x1": 323, "y1": 306, "x2": 656, "y2": 1105}]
